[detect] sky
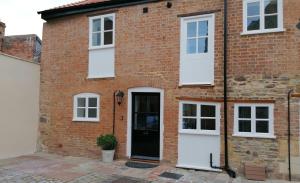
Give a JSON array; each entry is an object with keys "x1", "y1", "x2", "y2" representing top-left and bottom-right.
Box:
[{"x1": 0, "y1": 0, "x2": 77, "y2": 39}]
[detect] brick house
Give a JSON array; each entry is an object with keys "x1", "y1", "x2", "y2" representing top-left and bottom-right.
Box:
[
  {"x1": 0, "y1": 21, "x2": 42, "y2": 63},
  {"x1": 38, "y1": 0, "x2": 300, "y2": 180}
]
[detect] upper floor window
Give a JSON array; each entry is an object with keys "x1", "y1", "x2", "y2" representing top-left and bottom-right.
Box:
[
  {"x1": 89, "y1": 14, "x2": 115, "y2": 49},
  {"x1": 243, "y1": 0, "x2": 284, "y2": 34},
  {"x1": 179, "y1": 101, "x2": 220, "y2": 135},
  {"x1": 233, "y1": 104, "x2": 275, "y2": 138},
  {"x1": 180, "y1": 14, "x2": 215, "y2": 86},
  {"x1": 186, "y1": 20, "x2": 209, "y2": 54},
  {"x1": 73, "y1": 93, "x2": 100, "y2": 122}
]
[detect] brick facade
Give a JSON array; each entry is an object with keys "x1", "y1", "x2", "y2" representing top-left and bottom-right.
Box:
[
  {"x1": 39, "y1": 0, "x2": 300, "y2": 180},
  {"x1": 0, "y1": 22, "x2": 42, "y2": 63},
  {"x1": 1, "y1": 34, "x2": 42, "y2": 63}
]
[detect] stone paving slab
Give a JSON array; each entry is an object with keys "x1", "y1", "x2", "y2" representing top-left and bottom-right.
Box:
[{"x1": 0, "y1": 153, "x2": 298, "y2": 183}]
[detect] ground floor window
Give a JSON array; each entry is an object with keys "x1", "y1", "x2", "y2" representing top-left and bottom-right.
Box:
[
  {"x1": 73, "y1": 93, "x2": 100, "y2": 122},
  {"x1": 179, "y1": 101, "x2": 220, "y2": 135},
  {"x1": 233, "y1": 103, "x2": 275, "y2": 138}
]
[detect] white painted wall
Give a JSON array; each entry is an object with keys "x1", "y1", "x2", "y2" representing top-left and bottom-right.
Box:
[
  {"x1": 88, "y1": 48, "x2": 115, "y2": 78},
  {"x1": 0, "y1": 53, "x2": 40, "y2": 159},
  {"x1": 177, "y1": 133, "x2": 220, "y2": 171}
]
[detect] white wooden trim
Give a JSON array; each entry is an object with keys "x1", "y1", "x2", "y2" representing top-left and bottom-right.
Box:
[
  {"x1": 89, "y1": 13, "x2": 115, "y2": 49},
  {"x1": 176, "y1": 164, "x2": 222, "y2": 172},
  {"x1": 242, "y1": 0, "x2": 284, "y2": 35},
  {"x1": 126, "y1": 87, "x2": 164, "y2": 160},
  {"x1": 233, "y1": 103, "x2": 275, "y2": 138},
  {"x1": 73, "y1": 93, "x2": 100, "y2": 122},
  {"x1": 179, "y1": 82, "x2": 215, "y2": 86},
  {"x1": 232, "y1": 133, "x2": 276, "y2": 139},
  {"x1": 241, "y1": 28, "x2": 285, "y2": 35},
  {"x1": 87, "y1": 75, "x2": 115, "y2": 79}
]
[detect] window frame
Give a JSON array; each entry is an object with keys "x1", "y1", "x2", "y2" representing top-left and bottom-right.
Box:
[
  {"x1": 242, "y1": 0, "x2": 284, "y2": 35},
  {"x1": 233, "y1": 103, "x2": 275, "y2": 138},
  {"x1": 73, "y1": 93, "x2": 100, "y2": 122},
  {"x1": 185, "y1": 20, "x2": 209, "y2": 54},
  {"x1": 179, "y1": 101, "x2": 220, "y2": 135},
  {"x1": 89, "y1": 13, "x2": 115, "y2": 50},
  {"x1": 181, "y1": 14, "x2": 215, "y2": 59}
]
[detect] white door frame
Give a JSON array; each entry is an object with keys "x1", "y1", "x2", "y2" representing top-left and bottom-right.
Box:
[{"x1": 126, "y1": 87, "x2": 164, "y2": 160}]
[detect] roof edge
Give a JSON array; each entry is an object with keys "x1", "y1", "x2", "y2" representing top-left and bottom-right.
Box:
[{"x1": 38, "y1": 0, "x2": 162, "y2": 21}]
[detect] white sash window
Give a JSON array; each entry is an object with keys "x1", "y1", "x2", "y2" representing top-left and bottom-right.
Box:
[
  {"x1": 73, "y1": 93, "x2": 100, "y2": 122},
  {"x1": 242, "y1": 0, "x2": 284, "y2": 34},
  {"x1": 233, "y1": 103, "x2": 275, "y2": 138}
]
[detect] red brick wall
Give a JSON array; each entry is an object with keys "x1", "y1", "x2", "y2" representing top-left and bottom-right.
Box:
[
  {"x1": 1, "y1": 35, "x2": 40, "y2": 62},
  {"x1": 39, "y1": 0, "x2": 300, "y2": 179}
]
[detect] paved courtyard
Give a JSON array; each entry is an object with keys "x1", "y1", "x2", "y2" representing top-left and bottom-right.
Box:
[{"x1": 0, "y1": 153, "x2": 297, "y2": 183}]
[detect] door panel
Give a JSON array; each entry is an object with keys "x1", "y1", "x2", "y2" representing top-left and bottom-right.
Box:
[
  {"x1": 178, "y1": 134, "x2": 220, "y2": 170},
  {"x1": 131, "y1": 93, "x2": 160, "y2": 159},
  {"x1": 177, "y1": 102, "x2": 220, "y2": 170}
]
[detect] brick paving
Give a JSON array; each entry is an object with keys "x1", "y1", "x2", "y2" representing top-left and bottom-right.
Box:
[{"x1": 0, "y1": 153, "x2": 298, "y2": 183}]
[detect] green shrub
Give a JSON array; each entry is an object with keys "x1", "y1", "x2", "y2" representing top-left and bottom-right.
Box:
[{"x1": 96, "y1": 134, "x2": 117, "y2": 150}]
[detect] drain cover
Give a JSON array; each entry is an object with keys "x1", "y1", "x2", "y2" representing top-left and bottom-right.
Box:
[
  {"x1": 125, "y1": 161, "x2": 158, "y2": 169},
  {"x1": 159, "y1": 172, "x2": 183, "y2": 180}
]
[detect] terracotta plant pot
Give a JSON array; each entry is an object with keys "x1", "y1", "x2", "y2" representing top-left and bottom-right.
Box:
[{"x1": 102, "y1": 149, "x2": 115, "y2": 163}]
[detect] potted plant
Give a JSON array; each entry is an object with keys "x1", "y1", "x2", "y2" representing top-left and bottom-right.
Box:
[{"x1": 96, "y1": 134, "x2": 117, "y2": 163}]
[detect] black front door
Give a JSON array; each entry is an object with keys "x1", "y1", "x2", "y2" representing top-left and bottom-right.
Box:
[{"x1": 131, "y1": 93, "x2": 160, "y2": 160}]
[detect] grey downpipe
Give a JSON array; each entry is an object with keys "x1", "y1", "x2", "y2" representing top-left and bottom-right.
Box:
[
  {"x1": 209, "y1": 0, "x2": 236, "y2": 177},
  {"x1": 222, "y1": 0, "x2": 236, "y2": 178}
]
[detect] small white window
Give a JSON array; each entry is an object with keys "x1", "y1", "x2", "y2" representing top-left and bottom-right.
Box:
[
  {"x1": 242, "y1": 0, "x2": 284, "y2": 34},
  {"x1": 179, "y1": 101, "x2": 220, "y2": 135},
  {"x1": 89, "y1": 14, "x2": 115, "y2": 49},
  {"x1": 233, "y1": 104, "x2": 275, "y2": 138},
  {"x1": 73, "y1": 93, "x2": 100, "y2": 122}
]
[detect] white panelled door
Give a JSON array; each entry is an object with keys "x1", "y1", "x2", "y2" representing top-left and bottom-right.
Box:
[
  {"x1": 180, "y1": 14, "x2": 215, "y2": 85},
  {"x1": 177, "y1": 101, "x2": 221, "y2": 171}
]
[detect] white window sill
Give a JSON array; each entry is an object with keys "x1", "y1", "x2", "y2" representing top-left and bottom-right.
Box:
[
  {"x1": 87, "y1": 75, "x2": 115, "y2": 79},
  {"x1": 73, "y1": 118, "x2": 99, "y2": 122},
  {"x1": 232, "y1": 133, "x2": 276, "y2": 139},
  {"x1": 241, "y1": 28, "x2": 286, "y2": 36},
  {"x1": 179, "y1": 130, "x2": 220, "y2": 136},
  {"x1": 179, "y1": 82, "x2": 214, "y2": 87},
  {"x1": 89, "y1": 45, "x2": 114, "y2": 50}
]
